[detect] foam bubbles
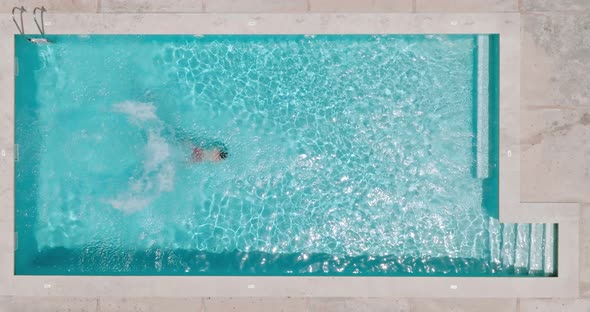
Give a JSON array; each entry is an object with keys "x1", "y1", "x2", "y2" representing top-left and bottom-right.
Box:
[
  {"x1": 157, "y1": 163, "x2": 175, "y2": 192},
  {"x1": 144, "y1": 130, "x2": 170, "y2": 172},
  {"x1": 113, "y1": 101, "x2": 158, "y2": 123},
  {"x1": 108, "y1": 101, "x2": 176, "y2": 213},
  {"x1": 108, "y1": 196, "x2": 154, "y2": 214}
]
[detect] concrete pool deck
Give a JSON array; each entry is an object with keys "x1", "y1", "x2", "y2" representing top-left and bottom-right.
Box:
[{"x1": 0, "y1": 0, "x2": 589, "y2": 311}]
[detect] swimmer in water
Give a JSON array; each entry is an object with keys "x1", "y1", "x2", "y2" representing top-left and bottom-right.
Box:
[
  {"x1": 171, "y1": 128, "x2": 228, "y2": 163},
  {"x1": 191, "y1": 146, "x2": 228, "y2": 163}
]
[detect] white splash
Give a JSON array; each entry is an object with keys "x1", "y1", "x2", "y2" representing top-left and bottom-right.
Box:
[
  {"x1": 113, "y1": 101, "x2": 158, "y2": 123},
  {"x1": 108, "y1": 196, "x2": 154, "y2": 213},
  {"x1": 108, "y1": 101, "x2": 176, "y2": 213},
  {"x1": 145, "y1": 130, "x2": 170, "y2": 172},
  {"x1": 157, "y1": 162, "x2": 175, "y2": 192}
]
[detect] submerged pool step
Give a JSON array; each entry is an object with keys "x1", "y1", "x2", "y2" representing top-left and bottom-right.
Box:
[
  {"x1": 514, "y1": 224, "x2": 531, "y2": 274},
  {"x1": 500, "y1": 223, "x2": 516, "y2": 269},
  {"x1": 488, "y1": 218, "x2": 501, "y2": 268},
  {"x1": 476, "y1": 35, "x2": 490, "y2": 179},
  {"x1": 493, "y1": 221, "x2": 555, "y2": 276},
  {"x1": 529, "y1": 223, "x2": 544, "y2": 273},
  {"x1": 543, "y1": 224, "x2": 556, "y2": 275}
]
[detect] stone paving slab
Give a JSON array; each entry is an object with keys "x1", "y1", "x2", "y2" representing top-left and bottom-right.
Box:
[
  {"x1": 0, "y1": 297, "x2": 527, "y2": 311},
  {"x1": 308, "y1": 298, "x2": 410, "y2": 312},
  {"x1": 0, "y1": 0, "x2": 97, "y2": 12},
  {"x1": 308, "y1": 0, "x2": 412, "y2": 12},
  {"x1": 520, "y1": 12, "x2": 590, "y2": 203},
  {"x1": 522, "y1": 13, "x2": 590, "y2": 109},
  {"x1": 205, "y1": 0, "x2": 307, "y2": 13},
  {"x1": 0, "y1": 296, "x2": 98, "y2": 312},
  {"x1": 409, "y1": 298, "x2": 517, "y2": 312},
  {"x1": 522, "y1": 0, "x2": 590, "y2": 12},
  {"x1": 100, "y1": 0, "x2": 204, "y2": 12},
  {"x1": 415, "y1": 0, "x2": 517, "y2": 12},
  {"x1": 520, "y1": 108, "x2": 590, "y2": 203},
  {"x1": 204, "y1": 297, "x2": 307, "y2": 311},
  {"x1": 0, "y1": 0, "x2": 527, "y2": 13},
  {"x1": 581, "y1": 205, "x2": 590, "y2": 298},
  {"x1": 519, "y1": 299, "x2": 590, "y2": 312},
  {"x1": 98, "y1": 297, "x2": 203, "y2": 312}
]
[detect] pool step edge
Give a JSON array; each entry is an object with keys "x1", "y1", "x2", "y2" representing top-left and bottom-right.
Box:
[{"x1": 476, "y1": 35, "x2": 490, "y2": 179}]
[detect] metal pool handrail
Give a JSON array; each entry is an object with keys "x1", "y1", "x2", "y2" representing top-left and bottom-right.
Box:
[
  {"x1": 12, "y1": 6, "x2": 26, "y2": 35},
  {"x1": 33, "y1": 6, "x2": 47, "y2": 36}
]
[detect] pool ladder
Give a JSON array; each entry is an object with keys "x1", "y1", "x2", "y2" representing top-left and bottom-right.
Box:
[{"x1": 12, "y1": 6, "x2": 51, "y2": 44}]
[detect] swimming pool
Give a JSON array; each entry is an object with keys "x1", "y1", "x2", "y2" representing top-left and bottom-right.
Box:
[{"x1": 14, "y1": 34, "x2": 555, "y2": 276}]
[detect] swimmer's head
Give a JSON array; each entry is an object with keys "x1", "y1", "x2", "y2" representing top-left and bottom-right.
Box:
[{"x1": 219, "y1": 149, "x2": 228, "y2": 160}]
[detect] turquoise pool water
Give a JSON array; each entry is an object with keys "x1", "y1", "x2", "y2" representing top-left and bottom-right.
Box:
[{"x1": 15, "y1": 34, "x2": 550, "y2": 276}]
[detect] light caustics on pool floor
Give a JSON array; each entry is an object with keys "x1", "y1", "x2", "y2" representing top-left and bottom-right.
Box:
[{"x1": 15, "y1": 35, "x2": 556, "y2": 276}]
